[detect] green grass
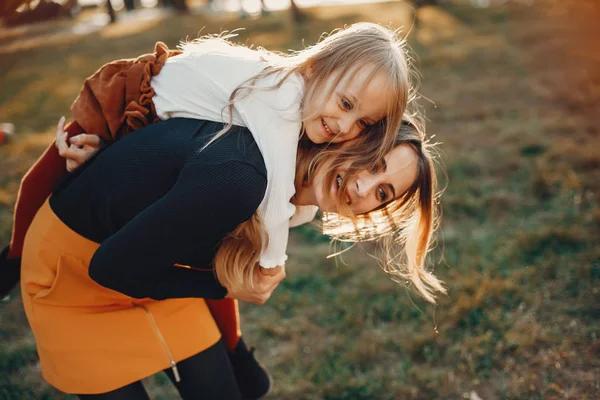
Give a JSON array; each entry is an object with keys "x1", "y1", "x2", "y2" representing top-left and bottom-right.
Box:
[{"x1": 1, "y1": 0, "x2": 599, "y2": 399}]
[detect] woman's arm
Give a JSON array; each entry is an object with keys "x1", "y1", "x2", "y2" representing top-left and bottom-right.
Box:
[{"x1": 88, "y1": 159, "x2": 267, "y2": 300}]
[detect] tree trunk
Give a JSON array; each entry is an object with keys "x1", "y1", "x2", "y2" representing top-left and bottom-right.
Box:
[
  {"x1": 106, "y1": 0, "x2": 116, "y2": 23},
  {"x1": 290, "y1": 0, "x2": 303, "y2": 23}
]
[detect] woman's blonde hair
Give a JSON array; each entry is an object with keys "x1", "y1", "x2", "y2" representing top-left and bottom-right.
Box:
[
  {"x1": 192, "y1": 23, "x2": 423, "y2": 295},
  {"x1": 314, "y1": 117, "x2": 446, "y2": 303},
  {"x1": 215, "y1": 117, "x2": 446, "y2": 303}
]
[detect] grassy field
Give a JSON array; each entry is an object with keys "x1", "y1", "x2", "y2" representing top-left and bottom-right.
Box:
[{"x1": 1, "y1": 0, "x2": 599, "y2": 399}]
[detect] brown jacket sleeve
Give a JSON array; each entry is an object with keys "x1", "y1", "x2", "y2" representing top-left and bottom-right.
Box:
[
  {"x1": 72, "y1": 41, "x2": 181, "y2": 143},
  {"x1": 8, "y1": 42, "x2": 181, "y2": 258}
]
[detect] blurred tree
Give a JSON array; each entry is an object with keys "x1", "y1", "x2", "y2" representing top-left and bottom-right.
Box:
[
  {"x1": 414, "y1": 0, "x2": 438, "y2": 6},
  {"x1": 123, "y1": 0, "x2": 135, "y2": 11},
  {"x1": 290, "y1": 0, "x2": 305, "y2": 23},
  {"x1": 171, "y1": 0, "x2": 189, "y2": 12},
  {"x1": 106, "y1": 0, "x2": 116, "y2": 23},
  {"x1": 159, "y1": 0, "x2": 188, "y2": 12},
  {"x1": 1, "y1": 0, "x2": 77, "y2": 25}
]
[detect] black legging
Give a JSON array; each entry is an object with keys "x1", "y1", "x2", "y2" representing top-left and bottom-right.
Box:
[{"x1": 77, "y1": 340, "x2": 242, "y2": 400}]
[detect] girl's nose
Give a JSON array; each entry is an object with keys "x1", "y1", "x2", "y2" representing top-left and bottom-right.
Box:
[{"x1": 338, "y1": 115, "x2": 355, "y2": 136}]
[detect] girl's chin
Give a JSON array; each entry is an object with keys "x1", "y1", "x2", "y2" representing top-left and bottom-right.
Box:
[
  {"x1": 306, "y1": 122, "x2": 329, "y2": 144},
  {"x1": 305, "y1": 129, "x2": 320, "y2": 144}
]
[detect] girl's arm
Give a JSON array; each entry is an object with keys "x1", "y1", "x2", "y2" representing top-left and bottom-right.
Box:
[{"x1": 56, "y1": 117, "x2": 105, "y2": 172}]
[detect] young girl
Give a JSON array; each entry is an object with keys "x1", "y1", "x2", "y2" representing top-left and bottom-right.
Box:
[
  {"x1": 70, "y1": 22, "x2": 410, "y2": 271},
  {"x1": 4, "y1": 22, "x2": 414, "y2": 398}
]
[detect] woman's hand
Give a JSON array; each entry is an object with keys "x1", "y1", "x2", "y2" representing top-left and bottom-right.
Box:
[
  {"x1": 55, "y1": 117, "x2": 105, "y2": 172},
  {"x1": 226, "y1": 265, "x2": 286, "y2": 305}
]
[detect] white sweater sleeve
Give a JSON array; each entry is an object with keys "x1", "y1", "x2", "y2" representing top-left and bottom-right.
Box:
[{"x1": 234, "y1": 74, "x2": 304, "y2": 268}]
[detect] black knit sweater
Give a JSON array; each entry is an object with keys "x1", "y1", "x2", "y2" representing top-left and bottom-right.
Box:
[{"x1": 50, "y1": 118, "x2": 267, "y2": 300}]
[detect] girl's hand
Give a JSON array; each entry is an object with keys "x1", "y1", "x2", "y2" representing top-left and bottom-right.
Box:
[
  {"x1": 55, "y1": 117, "x2": 105, "y2": 172},
  {"x1": 226, "y1": 265, "x2": 286, "y2": 305}
]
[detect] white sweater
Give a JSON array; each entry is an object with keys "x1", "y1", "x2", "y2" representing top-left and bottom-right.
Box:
[{"x1": 151, "y1": 42, "x2": 316, "y2": 268}]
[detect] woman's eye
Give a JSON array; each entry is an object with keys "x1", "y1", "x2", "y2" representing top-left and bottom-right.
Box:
[
  {"x1": 358, "y1": 119, "x2": 369, "y2": 128},
  {"x1": 378, "y1": 187, "x2": 387, "y2": 202}
]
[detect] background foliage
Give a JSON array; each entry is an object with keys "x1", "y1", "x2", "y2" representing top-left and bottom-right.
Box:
[{"x1": 1, "y1": 0, "x2": 598, "y2": 398}]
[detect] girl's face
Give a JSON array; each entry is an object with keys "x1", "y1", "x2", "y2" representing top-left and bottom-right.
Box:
[
  {"x1": 312, "y1": 143, "x2": 419, "y2": 215},
  {"x1": 303, "y1": 65, "x2": 391, "y2": 145}
]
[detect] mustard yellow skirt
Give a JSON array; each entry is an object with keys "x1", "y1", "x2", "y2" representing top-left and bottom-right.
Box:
[{"x1": 20, "y1": 198, "x2": 221, "y2": 394}]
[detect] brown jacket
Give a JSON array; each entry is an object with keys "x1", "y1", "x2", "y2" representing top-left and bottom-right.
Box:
[{"x1": 8, "y1": 42, "x2": 181, "y2": 258}]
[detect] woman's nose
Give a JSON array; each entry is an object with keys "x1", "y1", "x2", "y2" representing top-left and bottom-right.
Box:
[{"x1": 355, "y1": 176, "x2": 375, "y2": 198}]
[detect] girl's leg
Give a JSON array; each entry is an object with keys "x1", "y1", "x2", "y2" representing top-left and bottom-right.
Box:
[
  {"x1": 77, "y1": 381, "x2": 150, "y2": 400},
  {"x1": 206, "y1": 299, "x2": 271, "y2": 398},
  {"x1": 164, "y1": 339, "x2": 243, "y2": 400},
  {"x1": 205, "y1": 298, "x2": 241, "y2": 351}
]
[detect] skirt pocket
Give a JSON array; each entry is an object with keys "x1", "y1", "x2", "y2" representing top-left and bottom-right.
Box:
[{"x1": 33, "y1": 251, "x2": 132, "y2": 308}]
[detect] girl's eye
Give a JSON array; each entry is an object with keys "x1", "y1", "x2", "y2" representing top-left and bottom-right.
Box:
[
  {"x1": 341, "y1": 98, "x2": 352, "y2": 110},
  {"x1": 378, "y1": 187, "x2": 387, "y2": 202},
  {"x1": 358, "y1": 119, "x2": 369, "y2": 128}
]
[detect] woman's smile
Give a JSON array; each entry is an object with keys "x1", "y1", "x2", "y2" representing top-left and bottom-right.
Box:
[{"x1": 334, "y1": 174, "x2": 352, "y2": 205}]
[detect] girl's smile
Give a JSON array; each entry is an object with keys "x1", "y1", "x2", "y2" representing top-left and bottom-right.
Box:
[{"x1": 303, "y1": 65, "x2": 391, "y2": 144}]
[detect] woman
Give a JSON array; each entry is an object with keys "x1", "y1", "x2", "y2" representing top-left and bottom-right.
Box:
[
  {"x1": 20, "y1": 116, "x2": 444, "y2": 398},
  {"x1": 5, "y1": 27, "x2": 414, "y2": 387}
]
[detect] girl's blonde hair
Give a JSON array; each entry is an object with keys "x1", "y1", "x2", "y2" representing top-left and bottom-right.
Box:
[
  {"x1": 216, "y1": 117, "x2": 446, "y2": 303},
  {"x1": 183, "y1": 22, "x2": 414, "y2": 172}
]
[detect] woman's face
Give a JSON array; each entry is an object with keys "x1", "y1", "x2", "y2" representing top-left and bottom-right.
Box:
[
  {"x1": 303, "y1": 65, "x2": 390, "y2": 145},
  {"x1": 312, "y1": 143, "x2": 419, "y2": 215}
]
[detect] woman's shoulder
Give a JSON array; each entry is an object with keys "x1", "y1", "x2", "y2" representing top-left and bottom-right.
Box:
[
  {"x1": 184, "y1": 124, "x2": 268, "y2": 214},
  {"x1": 187, "y1": 122, "x2": 267, "y2": 179}
]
